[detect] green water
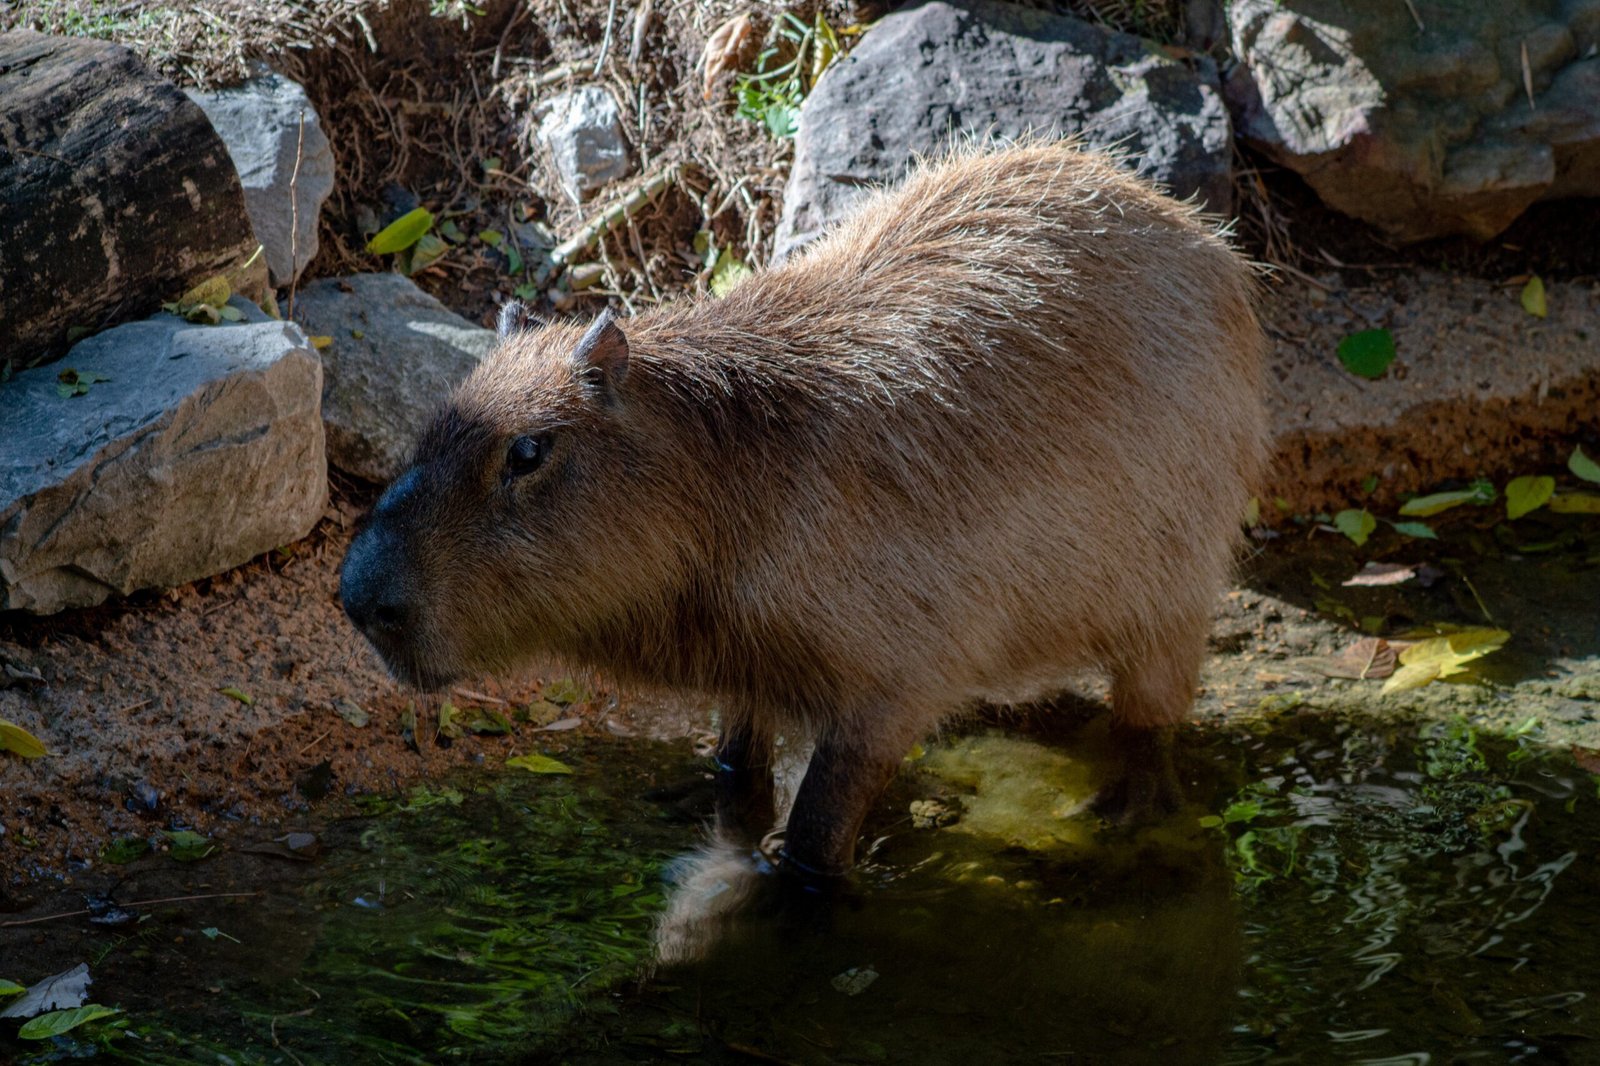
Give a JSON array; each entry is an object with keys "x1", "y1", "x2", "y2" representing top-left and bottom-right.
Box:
[{"x1": 2, "y1": 712, "x2": 1596, "y2": 1064}]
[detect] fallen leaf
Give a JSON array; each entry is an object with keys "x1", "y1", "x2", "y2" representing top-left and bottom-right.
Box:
[
  {"x1": 437, "y1": 702, "x2": 464, "y2": 740},
  {"x1": 1569, "y1": 445, "x2": 1600, "y2": 485},
  {"x1": 162, "y1": 829, "x2": 217, "y2": 862},
  {"x1": 1399, "y1": 480, "x2": 1496, "y2": 516},
  {"x1": 516, "y1": 699, "x2": 566, "y2": 726},
  {"x1": 1381, "y1": 628, "x2": 1509, "y2": 694},
  {"x1": 0, "y1": 719, "x2": 48, "y2": 759},
  {"x1": 709, "y1": 249, "x2": 752, "y2": 297},
  {"x1": 0, "y1": 980, "x2": 23, "y2": 997},
  {"x1": 0, "y1": 965, "x2": 91, "y2": 1020},
  {"x1": 367, "y1": 207, "x2": 434, "y2": 255},
  {"x1": 830, "y1": 966, "x2": 879, "y2": 996},
  {"x1": 1548, "y1": 492, "x2": 1600, "y2": 514},
  {"x1": 1389, "y1": 520, "x2": 1438, "y2": 539},
  {"x1": 217, "y1": 686, "x2": 253, "y2": 706},
  {"x1": 177, "y1": 274, "x2": 231, "y2": 311},
  {"x1": 506, "y1": 752, "x2": 573, "y2": 774},
  {"x1": 1315, "y1": 637, "x2": 1397, "y2": 680},
  {"x1": 1520, "y1": 275, "x2": 1547, "y2": 318},
  {"x1": 541, "y1": 716, "x2": 583, "y2": 732},
  {"x1": 701, "y1": 12, "x2": 755, "y2": 100},
  {"x1": 1573, "y1": 746, "x2": 1600, "y2": 774},
  {"x1": 1505, "y1": 475, "x2": 1555, "y2": 520},
  {"x1": 1336, "y1": 329, "x2": 1396, "y2": 380},
  {"x1": 334, "y1": 699, "x2": 369, "y2": 727},
  {"x1": 17, "y1": 1004, "x2": 121, "y2": 1040},
  {"x1": 1342, "y1": 562, "x2": 1416, "y2": 587},
  {"x1": 543, "y1": 678, "x2": 590, "y2": 705},
  {"x1": 1333, "y1": 509, "x2": 1376, "y2": 546},
  {"x1": 308, "y1": 335, "x2": 333, "y2": 350}
]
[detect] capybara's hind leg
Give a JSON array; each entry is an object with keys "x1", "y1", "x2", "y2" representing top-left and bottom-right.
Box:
[
  {"x1": 778, "y1": 725, "x2": 907, "y2": 881},
  {"x1": 715, "y1": 722, "x2": 776, "y2": 845},
  {"x1": 1093, "y1": 635, "x2": 1204, "y2": 825}
]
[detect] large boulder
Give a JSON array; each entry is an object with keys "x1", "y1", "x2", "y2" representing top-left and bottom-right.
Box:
[
  {"x1": 0, "y1": 311, "x2": 326, "y2": 614},
  {"x1": 293, "y1": 274, "x2": 496, "y2": 483},
  {"x1": 775, "y1": 0, "x2": 1232, "y2": 258},
  {"x1": 1227, "y1": 0, "x2": 1600, "y2": 242},
  {"x1": 186, "y1": 72, "x2": 336, "y2": 288},
  {"x1": 0, "y1": 31, "x2": 265, "y2": 372}
]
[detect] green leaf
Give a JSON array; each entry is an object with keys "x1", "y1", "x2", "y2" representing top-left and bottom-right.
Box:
[
  {"x1": 18, "y1": 1005, "x2": 122, "y2": 1040},
  {"x1": 506, "y1": 753, "x2": 574, "y2": 775},
  {"x1": 176, "y1": 274, "x2": 231, "y2": 311},
  {"x1": 1336, "y1": 329, "x2": 1396, "y2": 379},
  {"x1": 437, "y1": 702, "x2": 464, "y2": 740},
  {"x1": 543, "y1": 678, "x2": 589, "y2": 705},
  {"x1": 367, "y1": 207, "x2": 435, "y2": 255},
  {"x1": 163, "y1": 829, "x2": 216, "y2": 862},
  {"x1": 1399, "y1": 486, "x2": 1490, "y2": 517},
  {"x1": 710, "y1": 250, "x2": 752, "y2": 297},
  {"x1": 0, "y1": 719, "x2": 48, "y2": 758},
  {"x1": 1359, "y1": 475, "x2": 1379, "y2": 494},
  {"x1": 477, "y1": 229, "x2": 505, "y2": 249},
  {"x1": 1505, "y1": 475, "x2": 1555, "y2": 520},
  {"x1": 1569, "y1": 445, "x2": 1600, "y2": 485},
  {"x1": 1389, "y1": 520, "x2": 1438, "y2": 539},
  {"x1": 1333, "y1": 508, "x2": 1376, "y2": 546},
  {"x1": 0, "y1": 979, "x2": 25, "y2": 997},
  {"x1": 1548, "y1": 492, "x2": 1600, "y2": 514},
  {"x1": 101, "y1": 836, "x2": 149, "y2": 864},
  {"x1": 1520, "y1": 275, "x2": 1547, "y2": 318},
  {"x1": 464, "y1": 708, "x2": 513, "y2": 735},
  {"x1": 402, "y1": 232, "x2": 449, "y2": 276},
  {"x1": 217, "y1": 686, "x2": 253, "y2": 706}
]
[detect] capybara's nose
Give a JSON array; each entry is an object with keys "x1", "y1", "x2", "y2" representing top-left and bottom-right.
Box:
[{"x1": 340, "y1": 526, "x2": 411, "y2": 639}]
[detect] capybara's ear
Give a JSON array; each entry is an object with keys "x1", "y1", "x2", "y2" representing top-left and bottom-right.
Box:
[
  {"x1": 496, "y1": 300, "x2": 543, "y2": 341},
  {"x1": 572, "y1": 309, "x2": 629, "y2": 391}
]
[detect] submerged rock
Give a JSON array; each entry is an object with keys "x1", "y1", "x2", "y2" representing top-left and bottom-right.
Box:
[
  {"x1": 187, "y1": 72, "x2": 336, "y2": 287},
  {"x1": 0, "y1": 310, "x2": 325, "y2": 614},
  {"x1": 293, "y1": 273, "x2": 495, "y2": 482},
  {"x1": 775, "y1": 0, "x2": 1232, "y2": 258}
]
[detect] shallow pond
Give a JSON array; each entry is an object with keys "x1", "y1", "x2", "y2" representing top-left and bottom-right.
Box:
[{"x1": 2, "y1": 709, "x2": 1597, "y2": 1064}]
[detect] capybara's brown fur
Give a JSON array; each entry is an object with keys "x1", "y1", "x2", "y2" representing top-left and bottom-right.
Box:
[{"x1": 341, "y1": 142, "x2": 1268, "y2": 879}]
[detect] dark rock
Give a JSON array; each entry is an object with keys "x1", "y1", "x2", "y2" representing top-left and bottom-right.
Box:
[
  {"x1": 776, "y1": 0, "x2": 1232, "y2": 258},
  {"x1": 0, "y1": 30, "x2": 265, "y2": 371}
]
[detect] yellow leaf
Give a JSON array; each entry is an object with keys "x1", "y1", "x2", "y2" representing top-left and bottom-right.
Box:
[
  {"x1": 0, "y1": 719, "x2": 48, "y2": 759},
  {"x1": 308, "y1": 335, "x2": 333, "y2": 350},
  {"x1": 367, "y1": 207, "x2": 434, "y2": 255},
  {"x1": 1520, "y1": 275, "x2": 1547, "y2": 318},
  {"x1": 1505, "y1": 475, "x2": 1554, "y2": 520},
  {"x1": 506, "y1": 753, "x2": 573, "y2": 775},
  {"x1": 1382, "y1": 628, "x2": 1509, "y2": 694},
  {"x1": 1548, "y1": 492, "x2": 1600, "y2": 514},
  {"x1": 178, "y1": 274, "x2": 231, "y2": 310}
]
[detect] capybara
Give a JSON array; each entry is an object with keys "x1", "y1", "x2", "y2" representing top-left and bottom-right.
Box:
[{"x1": 341, "y1": 142, "x2": 1267, "y2": 884}]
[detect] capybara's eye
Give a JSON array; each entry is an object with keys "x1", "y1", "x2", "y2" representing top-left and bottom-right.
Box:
[{"x1": 504, "y1": 434, "x2": 551, "y2": 481}]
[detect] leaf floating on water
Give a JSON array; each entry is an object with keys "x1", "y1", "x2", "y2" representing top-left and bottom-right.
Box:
[
  {"x1": 830, "y1": 966, "x2": 879, "y2": 996},
  {"x1": 17, "y1": 1004, "x2": 121, "y2": 1040},
  {"x1": 1342, "y1": 562, "x2": 1416, "y2": 587},
  {"x1": 1399, "y1": 479, "x2": 1495, "y2": 516},
  {"x1": 0, "y1": 719, "x2": 48, "y2": 759},
  {"x1": 1332, "y1": 509, "x2": 1376, "y2": 546},
  {"x1": 217, "y1": 686, "x2": 253, "y2": 706},
  {"x1": 1315, "y1": 637, "x2": 1398, "y2": 680},
  {"x1": 1520, "y1": 275, "x2": 1547, "y2": 318},
  {"x1": 1548, "y1": 492, "x2": 1600, "y2": 514},
  {"x1": 1381, "y1": 628, "x2": 1509, "y2": 694},
  {"x1": 1336, "y1": 329, "x2": 1396, "y2": 379},
  {"x1": 1504, "y1": 475, "x2": 1554, "y2": 520},
  {"x1": 367, "y1": 207, "x2": 434, "y2": 255},
  {"x1": 506, "y1": 753, "x2": 574, "y2": 775},
  {"x1": 0, "y1": 964, "x2": 92, "y2": 1020}
]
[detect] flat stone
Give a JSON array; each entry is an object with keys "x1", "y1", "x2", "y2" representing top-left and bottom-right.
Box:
[
  {"x1": 775, "y1": 0, "x2": 1232, "y2": 259},
  {"x1": 1264, "y1": 271, "x2": 1600, "y2": 513},
  {"x1": 187, "y1": 72, "x2": 336, "y2": 288},
  {"x1": 536, "y1": 86, "x2": 633, "y2": 202},
  {"x1": 0, "y1": 310, "x2": 326, "y2": 614},
  {"x1": 1227, "y1": 0, "x2": 1600, "y2": 241},
  {"x1": 292, "y1": 273, "x2": 496, "y2": 483}
]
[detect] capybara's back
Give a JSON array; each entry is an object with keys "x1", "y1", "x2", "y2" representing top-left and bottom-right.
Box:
[{"x1": 342, "y1": 142, "x2": 1268, "y2": 882}]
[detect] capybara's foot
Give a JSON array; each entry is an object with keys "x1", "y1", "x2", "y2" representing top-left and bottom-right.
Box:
[{"x1": 1091, "y1": 762, "x2": 1183, "y2": 826}]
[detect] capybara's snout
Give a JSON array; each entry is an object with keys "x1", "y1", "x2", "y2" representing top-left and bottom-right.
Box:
[{"x1": 339, "y1": 469, "x2": 442, "y2": 688}]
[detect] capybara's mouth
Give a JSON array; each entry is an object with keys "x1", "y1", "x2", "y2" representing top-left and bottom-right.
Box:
[{"x1": 355, "y1": 634, "x2": 459, "y2": 693}]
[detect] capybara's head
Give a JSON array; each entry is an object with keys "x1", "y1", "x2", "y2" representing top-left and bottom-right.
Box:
[{"x1": 340, "y1": 304, "x2": 656, "y2": 689}]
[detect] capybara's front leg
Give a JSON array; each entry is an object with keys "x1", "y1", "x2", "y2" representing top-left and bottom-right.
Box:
[
  {"x1": 777, "y1": 726, "x2": 906, "y2": 881},
  {"x1": 714, "y1": 722, "x2": 775, "y2": 845},
  {"x1": 1093, "y1": 637, "x2": 1203, "y2": 825}
]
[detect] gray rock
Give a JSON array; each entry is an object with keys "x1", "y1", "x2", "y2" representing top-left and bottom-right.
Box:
[
  {"x1": 292, "y1": 273, "x2": 496, "y2": 482},
  {"x1": 187, "y1": 72, "x2": 336, "y2": 287},
  {"x1": 0, "y1": 312, "x2": 326, "y2": 614},
  {"x1": 1227, "y1": 0, "x2": 1600, "y2": 242},
  {"x1": 536, "y1": 86, "x2": 633, "y2": 202},
  {"x1": 775, "y1": 0, "x2": 1232, "y2": 258}
]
